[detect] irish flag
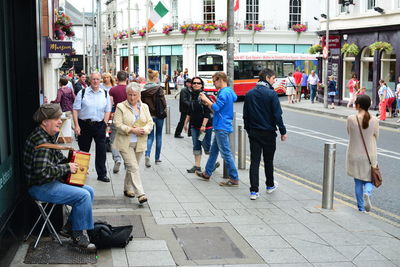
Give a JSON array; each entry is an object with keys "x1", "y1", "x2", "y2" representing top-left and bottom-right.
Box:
[{"x1": 148, "y1": 1, "x2": 169, "y2": 31}]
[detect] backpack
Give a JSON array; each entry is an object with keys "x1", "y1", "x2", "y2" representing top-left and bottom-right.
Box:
[
  {"x1": 87, "y1": 221, "x2": 133, "y2": 249},
  {"x1": 154, "y1": 87, "x2": 167, "y2": 119}
]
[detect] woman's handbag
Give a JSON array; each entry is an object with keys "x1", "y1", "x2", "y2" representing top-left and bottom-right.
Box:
[{"x1": 356, "y1": 118, "x2": 382, "y2": 187}]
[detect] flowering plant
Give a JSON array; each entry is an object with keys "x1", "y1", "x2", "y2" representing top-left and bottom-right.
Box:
[
  {"x1": 341, "y1": 43, "x2": 359, "y2": 56},
  {"x1": 54, "y1": 13, "x2": 75, "y2": 40},
  {"x1": 369, "y1": 41, "x2": 393, "y2": 55},
  {"x1": 113, "y1": 33, "x2": 118, "y2": 40},
  {"x1": 138, "y1": 28, "x2": 146, "y2": 37},
  {"x1": 308, "y1": 44, "x2": 322, "y2": 54},
  {"x1": 203, "y1": 23, "x2": 217, "y2": 33},
  {"x1": 118, "y1": 31, "x2": 128, "y2": 39},
  {"x1": 162, "y1": 25, "x2": 173, "y2": 35},
  {"x1": 292, "y1": 23, "x2": 307, "y2": 33},
  {"x1": 245, "y1": 23, "x2": 264, "y2": 32},
  {"x1": 189, "y1": 23, "x2": 203, "y2": 32},
  {"x1": 218, "y1": 22, "x2": 228, "y2": 32},
  {"x1": 129, "y1": 30, "x2": 136, "y2": 37},
  {"x1": 179, "y1": 24, "x2": 190, "y2": 34}
]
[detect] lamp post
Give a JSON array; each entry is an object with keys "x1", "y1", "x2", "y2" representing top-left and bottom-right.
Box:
[{"x1": 323, "y1": 0, "x2": 330, "y2": 108}]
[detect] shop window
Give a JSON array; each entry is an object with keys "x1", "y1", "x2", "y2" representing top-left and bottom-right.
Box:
[
  {"x1": 367, "y1": 0, "x2": 375, "y2": 10},
  {"x1": 203, "y1": 0, "x2": 215, "y2": 24},
  {"x1": 258, "y1": 44, "x2": 277, "y2": 52},
  {"x1": 277, "y1": 44, "x2": 294, "y2": 53},
  {"x1": 381, "y1": 51, "x2": 396, "y2": 90},
  {"x1": 360, "y1": 47, "x2": 374, "y2": 97},
  {"x1": 246, "y1": 0, "x2": 259, "y2": 25},
  {"x1": 113, "y1": 11, "x2": 116, "y2": 27},
  {"x1": 289, "y1": 0, "x2": 301, "y2": 28},
  {"x1": 171, "y1": 0, "x2": 178, "y2": 29}
]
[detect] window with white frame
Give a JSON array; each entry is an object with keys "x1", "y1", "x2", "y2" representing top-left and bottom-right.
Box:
[
  {"x1": 171, "y1": 0, "x2": 178, "y2": 28},
  {"x1": 203, "y1": 0, "x2": 215, "y2": 24},
  {"x1": 289, "y1": 0, "x2": 301, "y2": 28},
  {"x1": 246, "y1": 0, "x2": 259, "y2": 25},
  {"x1": 367, "y1": 0, "x2": 375, "y2": 9},
  {"x1": 112, "y1": 11, "x2": 116, "y2": 28}
]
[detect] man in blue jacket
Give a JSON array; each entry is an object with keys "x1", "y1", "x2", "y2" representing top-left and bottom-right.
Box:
[
  {"x1": 243, "y1": 68, "x2": 287, "y2": 200},
  {"x1": 196, "y1": 72, "x2": 239, "y2": 186}
]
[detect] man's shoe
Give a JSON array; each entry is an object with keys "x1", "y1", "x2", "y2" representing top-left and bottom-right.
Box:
[
  {"x1": 155, "y1": 159, "x2": 162, "y2": 165},
  {"x1": 97, "y1": 176, "x2": 110, "y2": 182},
  {"x1": 145, "y1": 157, "x2": 151, "y2": 168},
  {"x1": 174, "y1": 135, "x2": 184, "y2": 138},
  {"x1": 250, "y1": 192, "x2": 259, "y2": 200},
  {"x1": 187, "y1": 166, "x2": 201, "y2": 173},
  {"x1": 59, "y1": 222, "x2": 72, "y2": 238},
  {"x1": 113, "y1": 161, "x2": 121, "y2": 173},
  {"x1": 219, "y1": 179, "x2": 239, "y2": 187},
  {"x1": 363, "y1": 193, "x2": 372, "y2": 212},
  {"x1": 195, "y1": 171, "x2": 210, "y2": 180},
  {"x1": 266, "y1": 182, "x2": 278, "y2": 193},
  {"x1": 71, "y1": 231, "x2": 96, "y2": 252}
]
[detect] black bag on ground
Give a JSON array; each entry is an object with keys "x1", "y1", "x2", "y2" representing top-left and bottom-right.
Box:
[{"x1": 87, "y1": 221, "x2": 133, "y2": 249}]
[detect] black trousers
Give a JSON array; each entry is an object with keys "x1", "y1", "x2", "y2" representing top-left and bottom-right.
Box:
[
  {"x1": 78, "y1": 119, "x2": 107, "y2": 178},
  {"x1": 175, "y1": 112, "x2": 190, "y2": 136},
  {"x1": 248, "y1": 129, "x2": 277, "y2": 192}
]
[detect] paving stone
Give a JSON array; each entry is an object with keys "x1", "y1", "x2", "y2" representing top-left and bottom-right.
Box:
[
  {"x1": 161, "y1": 210, "x2": 176, "y2": 218},
  {"x1": 212, "y1": 201, "x2": 246, "y2": 209},
  {"x1": 334, "y1": 246, "x2": 367, "y2": 261},
  {"x1": 112, "y1": 248, "x2": 129, "y2": 267},
  {"x1": 126, "y1": 250, "x2": 175, "y2": 266},
  {"x1": 283, "y1": 233, "x2": 329, "y2": 247},
  {"x1": 185, "y1": 209, "x2": 201, "y2": 217},
  {"x1": 225, "y1": 215, "x2": 264, "y2": 225},
  {"x1": 198, "y1": 209, "x2": 215, "y2": 216},
  {"x1": 257, "y1": 248, "x2": 308, "y2": 264},
  {"x1": 319, "y1": 232, "x2": 367, "y2": 246},
  {"x1": 262, "y1": 214, "x2": 297, "y2": 224},
  {"x1": 125, "y1": 240, "x2": 168, "y2": 252},
  {"x1": 371, "y1": 244, "x2": 400, "y2": 260},
  {"x1": 269, "y1": 264, "x2": 313, "y2": 267},
  {"x1": 190, "y1": 216, "x2": 227, "y2": 223},
  {"x1": 223, "y1": 209, "x2": 239, "y2": 216},
  {"x1": 305, "y1": 221, "x2": 347, "y2": 233},
  {"x1": 149, "y1": 202, "x2": 183, "y2": 211},
  {"x1": 233, "y1": 224, "x2": 277, "y2": 237},
  {"x1": 181, "y1": 202, "x2": 214, "y2": 210},
  {"x1": 155, "y1": 217, "x2": 192, "y2": 225},
  {"x1": 173, "y1": 210, "x2": 189, "y2": 217},
  {"x1": 351, "y1": 260, "x2": 397, "y2": 266},
  {"x1": 352, "y1": 246, "x2": 388, "y2": 262},
  {"x1": 294, "y1": 245, "x2": 348, "y2": 263},
  {"x1": 269, "y1": 223, "x2": 314, "y2": 235},
  {"x1": 209, "y1": 209, "x2": 225, "y2": 216},
  {"x1": 246, "y1": 235, "x2": 291, "y2": 249},
  {"x1": 312, "y1": 263, "x2": 356, "y2": 267},
  {"x1": 224, "y1": 264, "x2": 269, "y2": 267}
]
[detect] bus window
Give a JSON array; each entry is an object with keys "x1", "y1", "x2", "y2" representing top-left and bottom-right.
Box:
[
  {"x1": 283, "y1": 62, "x2": 295, "y2": 76},
  {"x1": 198, "y1": 55, "x2": 223, "y2": 71}
]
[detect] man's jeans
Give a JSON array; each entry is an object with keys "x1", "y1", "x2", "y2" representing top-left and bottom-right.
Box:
[
  {"x1": 354, "y1": 178, "x2": 373, "y2": 211},
  {"x1": 110, "y1": 122, "x2": 122, "y2": 163},
  {"x1": 205, "y1": 130, "x2": 239, "y2": 180},
  {"x1": 146, "y1": 117, "x2": 164, "y2": 161},
  {"x1": 310, "y1": 84, "x2": 317, "y2": 103},
  {"x1": 28, "y1": 181, "x2": 94, "y2": 231}
]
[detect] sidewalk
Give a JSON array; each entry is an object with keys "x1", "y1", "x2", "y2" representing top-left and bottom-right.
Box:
[
  {"x1": 280, "y1": 100, "x2": 400, "y2": 130},
  {"x1": 11, "y1": 130, "x2": 400, "y2": 266}
]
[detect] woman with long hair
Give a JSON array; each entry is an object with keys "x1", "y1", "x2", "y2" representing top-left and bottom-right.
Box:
[
  {"x1": 346, "y1": 94, "x2": 379, "y2": 212},
  {"x1": 347, "y1": 74, "x2": 359, "y2": 108},
  {"x1": 378, "y1": 79, "x2": 395, "y2": 120},
  {"x1": 101, "y1": 72, "x2": 116, "y2": 91}
]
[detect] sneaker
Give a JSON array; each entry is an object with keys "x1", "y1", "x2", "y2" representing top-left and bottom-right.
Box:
[
  {"x1": 363, "y1": 193, "x2": 372, "y2": 212},
  {"x1": 71, "y1": 231, "x2": 96, "y2": 252},
  {"x1": 266, "y1": 182, "x2": 278, "y2": 194},
  {"x1": 187, "y1": 166, "x2": 201, "y2": 173},
  {"x1": 113, "y1": 161, "x2": 121, "y2": 173},
  {"x1": 145, "y1": 157, "x2": 151, "y2": 168},
  {"x1": 155, "y1": 160, "x2": 162, "y2": 165},
  {"x1": 250, "y1": 192, "x2": 259, "y2": 200}
]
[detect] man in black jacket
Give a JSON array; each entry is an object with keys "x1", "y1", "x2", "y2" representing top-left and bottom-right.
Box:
[
  {"x1": 175, "y1": 78, "x2": 192, "y2": 138},
  {"x1": 243, "y1": 68, "x2": 287, "y2": 200}
]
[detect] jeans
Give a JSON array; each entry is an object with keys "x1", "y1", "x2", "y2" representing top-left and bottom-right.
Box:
[
  {"x1": 248, "y1": 129, "x2": 277, "y2": 192},
  {"x1": 310, "y1": 84, "x2": 317, "y2": 103},
  {"x1": 146, "y1": 117, "x2": 164, "y2": 160},
  {"x1": 354, "y1": 178, "x2": 373, "y2": 211},
  {"x1": 110, "y1": 122, "x2": 122, "y2": 163},
  {"x1": 190, "y1": 127, "x2": 212, "y2": 155},
  {"x1": 28, "y1": 181, "x2": 94, "y2": 231},
  {"x1": 205, "y1": 130, "x2": 239, "y2": 180}
]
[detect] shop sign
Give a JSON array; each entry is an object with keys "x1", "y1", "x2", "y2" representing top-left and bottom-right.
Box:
[
  {"x1": 195, "y1": 37, "x2": 221, "y2": 42},
  {"x1": 46, "y1": 39, "x2": 73, "y2": 55},
  {"x1": 321, "y1": 35, "x2": 341, "y2": 49}
]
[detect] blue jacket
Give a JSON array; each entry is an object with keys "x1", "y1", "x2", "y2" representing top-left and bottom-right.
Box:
[
  {"x1": 243, "y1": 81, "x2": 286, "y2": 135},
  {"x1": 211, "y1": 86, "x2": 237, "y2": 133}
]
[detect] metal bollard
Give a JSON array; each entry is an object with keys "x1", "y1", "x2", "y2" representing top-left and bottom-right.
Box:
[
  {"x1": 238, "y1": 125, "x2": 246, "y2": 169},
  {"x1": 165, "y1": 106, "x2": 171, "y2": 134},
  {"x1": 322, "y1": 143, "x2": 336, "y2": 209},
  {"x1": 223, "y1": 112, "x2": 236, "y2": 178}
]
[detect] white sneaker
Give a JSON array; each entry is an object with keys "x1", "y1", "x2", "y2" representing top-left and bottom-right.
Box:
[
  {"x1": 113, "y1": 161, "x2": 121, "y2": 173},
  {"x1": 266, "y1": 182, "x2": 278, "y2": 194},
  {"x1": 363, "y1": 193, "x2": 372, "y2": 212},
  {"x1": 145, "y1": 157, "x2": 151, "y2": 168},
  {"x1": 250, "y1": 192, "x2": 259, "y2": 200}
]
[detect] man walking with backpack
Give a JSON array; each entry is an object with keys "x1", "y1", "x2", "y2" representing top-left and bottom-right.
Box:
[{"x1": 73, "y1": 72, "x2": 111, "y2": 182}]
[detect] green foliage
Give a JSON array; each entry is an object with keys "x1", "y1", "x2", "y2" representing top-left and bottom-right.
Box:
[
  {"x1": 341, "y1": 43, "x2": 359, "y2": 56},
  {"x1": 369, "y1": 42, "x2": 393, "y2": 55},
  {"x1": 308, "y1": 44, "x2": 322, "y2": 54}
]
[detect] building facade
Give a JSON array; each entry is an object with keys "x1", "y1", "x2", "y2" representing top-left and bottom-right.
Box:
[
  {"x1": 103, "y1": 0, "x2": 321, "y2": 79},
  {"x1": 319, "y1": 0, "x2": 400, "y2": 108}
]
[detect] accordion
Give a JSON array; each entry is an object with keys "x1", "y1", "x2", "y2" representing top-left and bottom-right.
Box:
[{"x1": 66, "y1": 150, "x2": 91, "y2": 186}]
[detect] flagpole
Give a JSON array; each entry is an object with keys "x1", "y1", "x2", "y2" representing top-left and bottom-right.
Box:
[{"x1": 145, "y1": 0, "x2": 149, "y2": 79}]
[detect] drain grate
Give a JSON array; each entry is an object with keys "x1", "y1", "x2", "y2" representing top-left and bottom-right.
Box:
[
  {"x1": 24, "y1": 240, "x2": 97, "y2": 264},
  {"x1": 94, "y1": 215, "x2": 146, "y2": 238},
  {"x1": 172, "y1": 226, "x2": 245, "y2": 260},
  {"x1": 93, "y1": 196, "x2": 139, "y2": 208}
]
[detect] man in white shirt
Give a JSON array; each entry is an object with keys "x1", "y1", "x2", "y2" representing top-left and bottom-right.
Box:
[{"x1": 307, "y1": 70, "x2": 320, "y2": 103}]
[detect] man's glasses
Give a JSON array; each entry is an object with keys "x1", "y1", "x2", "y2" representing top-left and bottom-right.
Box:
[{"x1": 192, "y1": 82, "x2": 202, "y2": 85}]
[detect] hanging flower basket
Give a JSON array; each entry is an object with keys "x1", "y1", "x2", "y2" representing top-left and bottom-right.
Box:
[
  {"x1": 129, "y1": 30, "x2": 136, "y2": 37},
  {"x1": 138, "y1": 28, "x2": 146, "y2": 37},
  {"x1": 179, "y1": 24, "x2": 190, "y2": 34},
  {"x1": 203, "y1": 23, "x2": 218, "y2": 33},
  {"x1": 162, "y1": 25, "x2": 173, "y2": 35},
  {"x1": 189, "y1": 24, "x2": 204, "y2": 32},
  {"x1": 218, "y1": 22, "x2": 228, "y2": 33},
  {"x1": 341, "y1": 42, "x2": 359, "y2": 56},
  {"x1": 292, "y1": 24, "x2": 307, "y2": 33},
  {"x1": 118, "y1": 31, "x2": 128, "y2": 39},
  {"x1": 245, "y1": 23, "x2": 264, "y2": 32},
  {"x1": 369, "y1": 41, "x2": 393, "y2": 55},
  {"x1": 308, "y1": 44, "x2": 322, "y2": 54},
  {"x1": 113, "y1": 33, "x2": 118, "y2": 40},
  {"x1": 54, "y1": 12, "x2": 75, "y2": 40}
]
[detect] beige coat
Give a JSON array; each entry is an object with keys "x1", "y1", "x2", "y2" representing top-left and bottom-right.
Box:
[
  {"x1": 113, "y1": 100, "x2": 154, "y2": 153},
  {"x1": 346, "y1": 114, "x2": 379, "y2": 181}
]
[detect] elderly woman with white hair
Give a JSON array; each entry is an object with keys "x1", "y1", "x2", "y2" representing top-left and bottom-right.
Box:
[{"x1": 113, "y1": 82, "x2": 154, "y2": 204}]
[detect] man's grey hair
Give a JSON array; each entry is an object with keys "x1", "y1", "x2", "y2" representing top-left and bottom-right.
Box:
[
  {"x1": 126, "y1": 82, "x2": 142, "y2": 93},
  {"x1": 90, "y1": 72, "x2": 101, "y2": 79}
]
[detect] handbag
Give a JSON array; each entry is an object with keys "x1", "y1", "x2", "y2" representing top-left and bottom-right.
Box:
[{"x1": 356, "y1": 118, "x2": 382, "y2": 187}]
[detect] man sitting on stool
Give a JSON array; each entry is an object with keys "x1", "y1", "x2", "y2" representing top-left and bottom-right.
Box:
[{"x1": 23, "y1": 103, "x2": 96, "y2": 251}]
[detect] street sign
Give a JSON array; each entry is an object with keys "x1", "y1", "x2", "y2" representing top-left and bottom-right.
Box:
[{"x1": 323, "y1": 46, "x2": 328, "y2": 59}]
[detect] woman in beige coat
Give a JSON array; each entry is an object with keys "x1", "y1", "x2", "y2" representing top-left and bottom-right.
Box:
[
  {"x1": 346, "y1": 94, "x2": 379, "y2": 212},
  {"x1": 113, "y1": 82, "x2": 154, "y2": 203}
]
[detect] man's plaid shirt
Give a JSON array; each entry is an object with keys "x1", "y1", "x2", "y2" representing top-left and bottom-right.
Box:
[{"x1": 23, "y1": 127, "x2": 70, "y2": 186}]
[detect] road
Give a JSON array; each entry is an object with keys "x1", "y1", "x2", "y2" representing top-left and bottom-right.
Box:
[{"x1": 167, "y1": 96, "x2": 400, "y2": 225}]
